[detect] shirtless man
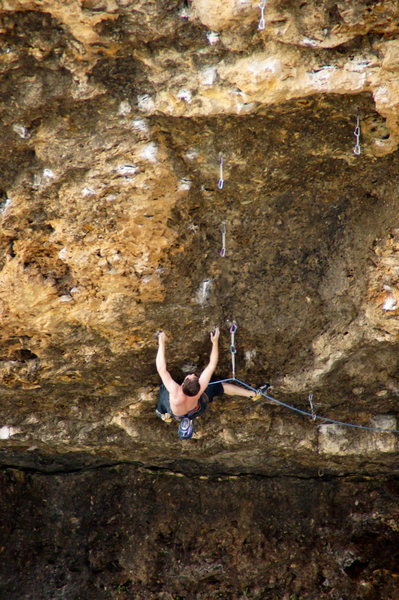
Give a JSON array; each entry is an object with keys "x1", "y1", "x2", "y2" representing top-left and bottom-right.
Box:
[{"x1": 155, "y1": 328, "x2": 258, "y2": 438}]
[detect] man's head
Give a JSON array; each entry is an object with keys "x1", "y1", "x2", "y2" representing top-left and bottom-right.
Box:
[{"x1": 182, "y1": 373, "x2": 200, "y2": 397}]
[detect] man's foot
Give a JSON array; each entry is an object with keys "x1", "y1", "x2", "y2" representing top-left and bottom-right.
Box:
[
  {"x1": 251, "y1": 384, "x2": 271, "y2": 401},
  {"x1": 155, "y1": 409, "x2": 173, "y2": 423}
]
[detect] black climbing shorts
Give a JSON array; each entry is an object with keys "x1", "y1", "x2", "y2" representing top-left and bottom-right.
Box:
[{"x1": 205, "y1": 381, "x2": 224, "y2": 401}]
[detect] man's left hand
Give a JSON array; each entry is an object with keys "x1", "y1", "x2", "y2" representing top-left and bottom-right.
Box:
[{"x1": 158, "y1": 331, "x2": 167, "y2": 344}]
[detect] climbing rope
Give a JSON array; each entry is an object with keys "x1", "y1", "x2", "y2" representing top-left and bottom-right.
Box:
[
  {"x1": 209, "y1": 376, "x2": 399, "y2": 434},
  {"x1": 208, "y1": 324, "x2": 399, "y2": 433}
]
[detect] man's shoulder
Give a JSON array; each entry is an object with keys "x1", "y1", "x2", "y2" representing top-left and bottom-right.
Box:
[{"x1": 163, "y1": 378, "x2": 180, "y2": 394}]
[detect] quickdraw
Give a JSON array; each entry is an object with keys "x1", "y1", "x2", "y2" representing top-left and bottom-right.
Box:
[
  {"x1": 219, "y1": 223, "x2": 227, "y2": 257},
  {"x1": 229, "y1": 321, "x2": 238, "y2": 377},
  {"x1": 353, "y1": 109, "x2": 361, "y2": 155},
  {"x1": 217, "y1": 154, "x2": 224, "y2": 189},
  {"x1": 258, "y1": 0, "x2": 266, "y2": 30},
  {"x1": 308, "y1": 391, "x2": 316, "y2": 421}
]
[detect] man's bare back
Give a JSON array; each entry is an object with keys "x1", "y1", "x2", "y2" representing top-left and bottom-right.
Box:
[{"x1": 168, "y1": 374, "x2": 202, "y2": 416}]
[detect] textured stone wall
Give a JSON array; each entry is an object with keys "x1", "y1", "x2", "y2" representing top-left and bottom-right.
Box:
[
  {"x1": 3, "y1": 2, "x2": 399, "y2": 598},
  {"x1": 2, "y1": 465, "x2": 399, "y2": 600},
  {"x1": 1, "y1": 0, "x2": 399, "y2": 471}
]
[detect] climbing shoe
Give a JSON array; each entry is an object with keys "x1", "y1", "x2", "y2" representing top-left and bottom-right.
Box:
[
  {"x1": 251, "y1": 384, "x2": 271, "y2": 401},
  {"x1": 155, "y1": 409, "x2": 173, "y2": 423},
  {"x1": 177, "y1": 417, "x2": 194, "y2": 439}
]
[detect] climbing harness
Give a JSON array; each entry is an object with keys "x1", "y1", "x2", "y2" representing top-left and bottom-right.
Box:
[
  {"x1": 209, "y1": 376, "x2": 399, "y2": 435},
  {"x1": 353, "y1": 109, "x2": 361, "y2": 155},
  {"x1": 258, "y1": 0, "x2": 267, "y2": 30},
  {"x1": 217, "y1": 154, "x2": 224, "y2": 189},
  {"x1": 308, "y1": 391, "x2": 316, "y2": 421},
  {"x1": 219, "y1": 223, "x2": 227, "y2": 257},
  {"x1": 229, "y1": 321, "x2": 238, "y2": 378}
]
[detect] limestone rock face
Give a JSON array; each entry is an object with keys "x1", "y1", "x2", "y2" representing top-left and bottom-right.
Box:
[
  {"x1": 2, "y1": 2, "x2": 399, "y2": 597},
  {"x1": 1, "y1": 0, "x2": 399, "y2": 473}
]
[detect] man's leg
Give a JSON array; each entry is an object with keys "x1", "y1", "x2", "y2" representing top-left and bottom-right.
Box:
[
  {"x1": 206, "y1": 381, "x2": 270, "y2": 402},
  {"x1": 222, "y1": 382, "x2": 254, "y2": 398},
  {"x1": 155, "y1": 384, "x2": 173, "y2": 422},
  {"x1": 222, "y1": 382, "x2": 272, "y2": 403}
]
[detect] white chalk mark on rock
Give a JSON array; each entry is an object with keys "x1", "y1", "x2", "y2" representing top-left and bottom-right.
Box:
[{"x1": 196, "y1": 279, "x2": 212, "y2": 305}]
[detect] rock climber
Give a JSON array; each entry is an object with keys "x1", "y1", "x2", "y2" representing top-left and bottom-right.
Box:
[{"x1": 155, "y1": 328, "x2": 263, "y2": 439}]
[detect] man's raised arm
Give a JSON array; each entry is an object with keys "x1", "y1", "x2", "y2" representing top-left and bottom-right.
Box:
[
  {"x1": 199, "y1": 327, "x2": 220, "y2": 390},
  {"x1": 156, "y1": 332, "x2": 178, "y2": 394}
]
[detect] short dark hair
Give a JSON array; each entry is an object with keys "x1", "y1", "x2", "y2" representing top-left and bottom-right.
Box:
[{"x1": 182, "y1": 377, "x2": 200, "y2": 397}]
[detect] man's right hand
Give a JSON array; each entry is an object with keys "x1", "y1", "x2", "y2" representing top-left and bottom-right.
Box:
[{"x1": 210, "y1": 327, "x2": 220, "y2": 343}]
